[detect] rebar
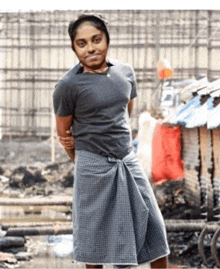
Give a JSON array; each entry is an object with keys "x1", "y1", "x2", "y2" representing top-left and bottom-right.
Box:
[
  {"x1": 0, "y1": 197, "x2": 72, "y2": 206},
  {"x1": 0, "y1": 10, "x2": 219, "y2": 137}
]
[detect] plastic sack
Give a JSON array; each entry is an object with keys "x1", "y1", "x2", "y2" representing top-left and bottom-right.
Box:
[{"x1": 152, "y1": 123, "x2": 184, "y2": 184}]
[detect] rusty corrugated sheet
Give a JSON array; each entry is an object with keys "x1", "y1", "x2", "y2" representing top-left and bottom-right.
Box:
[
  {"x1": 182, "y1": 128, "x2": 200, "y2": 168},
  {"x1": 182, "y1": 128, "x2": 201, "y2": 209},
  {"x1": 199, "y1": 127, "x2": 214, "y2": 218},
  {"x1": 164, "y1": 78, "x2": 220, "y2": 219},
  {"x1": 211, "y1": 129, "x2": 220, "y2": 217},
  {"x1": 184, "y1": 168, "x2": 201, "y2": 209}
]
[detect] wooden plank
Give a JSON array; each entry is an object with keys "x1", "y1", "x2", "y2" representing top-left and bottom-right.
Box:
[
  {"x1": 0, "y1": 197, "x2": 72, "y2": 206},
  {"x1": 0, "y1": 237, "x2": 25, "y2": 248},
  {"x1": 212, "y1": 129, "x2": 220, "y2": 178},
  {"x1": 1, "y1": 221, "x2": 71, "y2": 230},
  {"x1": 5, "y1": 225, "x2": 73, "y2": 237},
  {"x1": 4, "y1": 221, "x2": 220, "y2": 236}
]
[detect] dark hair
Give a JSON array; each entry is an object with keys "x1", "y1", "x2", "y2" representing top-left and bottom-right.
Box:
[
  {"x1": 68, "y1": 13, "x2": 110, "y2": 50},
  {"x1": 132, "y1": 129, "x2": 138, "y2": 134}
]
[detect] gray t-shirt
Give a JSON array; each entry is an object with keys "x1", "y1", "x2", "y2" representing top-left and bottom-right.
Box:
[{"x1": 53, "y1": 59, "x2": 137, "y2": 160}]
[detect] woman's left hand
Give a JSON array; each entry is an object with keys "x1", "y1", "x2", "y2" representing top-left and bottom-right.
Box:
[{"x1": 58, "y1": 130, "x2": 74, "y2": 149}]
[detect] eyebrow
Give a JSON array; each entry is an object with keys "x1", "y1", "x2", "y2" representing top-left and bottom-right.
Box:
[{"x1": 75, "y1": 33, "x2": 103, "y2": 43}]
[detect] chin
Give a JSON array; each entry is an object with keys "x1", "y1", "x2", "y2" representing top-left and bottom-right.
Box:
[{"x1": 85, "y1": 58, "x2": 106, "y2": 70}]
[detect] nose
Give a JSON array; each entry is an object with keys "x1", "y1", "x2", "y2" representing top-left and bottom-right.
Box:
[{"x1": 87, "y1": 41, "x2": 95, "y2": 53}]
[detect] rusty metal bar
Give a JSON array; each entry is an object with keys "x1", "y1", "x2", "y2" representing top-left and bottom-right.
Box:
[
  {"x1": 0, "y1": 10, "x2": 216, "y2": 138},
  {"x1": 3, "y1": 219, "x2": 220, "y2": 267},
  {"x1": 5, "y1": 225, "x2": 73, "y2": 237},
  {"x1": 198, "y1": 226, "x2": 209, "y2": 267},
  {"x1": 2, "y1": 220, "x2": 220, "y2": 237},
  {"x1": 165, "y1": 220, "x2": 219, "y2": 233},
  {"x1": 0, "y1": 197, "x2": 72, "y2": 206},
  {"x1": 1, "y1": 221, "x2": 71, "y2": 230},
  {"x1": 211, "y1": 227, "x2": 220, "y2": 268}
]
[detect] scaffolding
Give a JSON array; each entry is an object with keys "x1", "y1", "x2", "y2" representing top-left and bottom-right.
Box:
[{"x1": 0, "y1": 10, "x2": 220, "y2": 138}]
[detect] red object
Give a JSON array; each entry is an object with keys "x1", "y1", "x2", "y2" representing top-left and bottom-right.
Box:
[
  {"x1": 152, "y1": 123, "x2": 184, "y2": 184},
  {"x1": 158, "y1": 69, "x2": 173, "y2": 80}
]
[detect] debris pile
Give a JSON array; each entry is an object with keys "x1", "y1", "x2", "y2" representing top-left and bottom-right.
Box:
[
  {"x1": 0, "y1": 139, "x2": 219, "y2": 268},
  {"x1": 0, "y1": 161, "x2": 74, "y2": 198},
  {"x1": 0, "y1": 235, "x2": 33, "y2": 268}
]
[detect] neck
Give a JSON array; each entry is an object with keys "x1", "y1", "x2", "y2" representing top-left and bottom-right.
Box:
[{"x1": 83, "y1": 62, "x2": 108, "y2": 73}]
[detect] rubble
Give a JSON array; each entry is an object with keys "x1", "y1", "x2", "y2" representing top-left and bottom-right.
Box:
[
  {"x1": 0, "y1": 237, "x2": 25, "y2": 250},
  {"x1": 0, "y1": 252, "x2": 17, "y2": 264},
  {"x1": 0, "y1": 162, "x2": 74, "y2": 198},
  {"x1": 15, "y1": 252, "x2": 33, "y2": 261},
  {"x1": 0, "y1": 139, "x2": 75, "y2": 267},
  {"x1": 0, "y1": 139, "x2": 218, "y2": 268}
]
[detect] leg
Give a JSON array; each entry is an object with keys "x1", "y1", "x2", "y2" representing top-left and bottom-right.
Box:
[
  {"x1": 86, "y1": 265, "x2": 103, "y2": 268},
  {"x1": 151, "y1": 256, "x2": 168, "y2": 268}
]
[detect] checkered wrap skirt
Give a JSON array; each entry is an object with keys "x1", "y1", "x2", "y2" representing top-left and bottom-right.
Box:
[{"x1": 72, "y1": 150, "x2": 170, "y2": 266}]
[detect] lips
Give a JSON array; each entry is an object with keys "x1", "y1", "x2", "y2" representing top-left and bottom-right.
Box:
[{"x1": 86, "y1": 54, "x2": 100, "y2": 60}]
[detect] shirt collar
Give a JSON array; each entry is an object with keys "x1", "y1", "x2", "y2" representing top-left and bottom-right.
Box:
[{"x1": 76, "y1": 59, "x2": 114, "y2": 74}]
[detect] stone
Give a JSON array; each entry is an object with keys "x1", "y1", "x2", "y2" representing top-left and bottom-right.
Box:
[
  {"x1": 0, "y1": 236, "x2": 25, "y2": 249},
  {"x1": 0, "y1": 167, "x2": 4, "y2": 175},
  {"x1": 3, "y1": 169, "x2": 13, "y2": 178},
  {"x1": 3, "y1": 246, "x2": 26, "y2": 254},
  {"x1": 0, "y1": 175, "x2": 9, "y2": 184},
  {"x1": 15, "y1": 252, "x2": 32, "y2": 261},
  {"x1": 9, "y1": 167, "x2": 46, "y2": 189},
  {"x1": 59, "y1": 163, "x2": 75, "y2": 188},
  {"x1": 0, "y1": 252, "x2": 17, "y2": 264}
]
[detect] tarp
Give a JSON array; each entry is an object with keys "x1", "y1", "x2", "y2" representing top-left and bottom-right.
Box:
[
  {"x1": 152, "y1": 123, "x2": 184, "y2": 184},
  {"x1": 184, "y1": 97, "x2": 213, "y2": 128},
  {"x1": 174, "y1": 95, "x2": 201, "y2": 126}
]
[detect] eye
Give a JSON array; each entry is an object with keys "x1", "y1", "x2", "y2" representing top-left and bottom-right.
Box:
[
  {"x1": 93, "y1": 36, "x2": 102, "y2": 44},
  {"x1": 76, "y1": 40, "x2": 86, "y2": 48}
]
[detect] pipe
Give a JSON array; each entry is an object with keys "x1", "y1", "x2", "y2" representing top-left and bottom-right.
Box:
[
  {"x1": 0, "y1": 197, "x2": 72, "y2": 206},
  {"x1": 211, "y1": 227, "x2": 220, "y2": 268},
  {"x1": 165, "y1": 220, "x2": 219, "y2": 233},
  {"x1": 4, "y1": 220, "x2": 220, "y2": 236},
  {"x1": 198, "y1": 226, "x2": 209, "y2": 267},
  {"x1": 5, "y1": 225, "x2": 73, "y2": 237}
]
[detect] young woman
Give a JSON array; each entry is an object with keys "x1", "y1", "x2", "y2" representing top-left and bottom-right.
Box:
[{"x1": 53, "y1": 13, "x2": 170, "y2": 269}]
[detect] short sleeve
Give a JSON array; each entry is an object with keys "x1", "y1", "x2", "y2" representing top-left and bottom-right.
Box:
[
  {"x1": 121, "y1": 63, "x2": 138, "y2": 99},
  {"x1": 129, "y1": 66, "x2": 138, "y2": 99},
  {"x1": 53, "y1": 80, "x2": 75, "y2": 117}
]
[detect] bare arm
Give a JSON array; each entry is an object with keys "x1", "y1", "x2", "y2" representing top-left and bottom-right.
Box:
[
  {"x1": 128, "y1": 99, "x2": 135, "y2": 117},
  {"x1": 55, "y1": 115, "x2": 75, "y2": 161}
]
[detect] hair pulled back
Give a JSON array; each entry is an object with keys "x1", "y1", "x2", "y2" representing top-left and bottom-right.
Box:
[{"x1": 68, "y1": 13, "x2": 110, "y2": 50}]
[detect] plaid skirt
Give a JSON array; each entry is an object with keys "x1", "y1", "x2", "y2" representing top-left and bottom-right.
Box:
[{"x1": 72, "y1": 150, "x2": 170, "y2": 266}]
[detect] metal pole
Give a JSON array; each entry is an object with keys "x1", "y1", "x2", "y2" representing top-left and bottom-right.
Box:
[
  {"x1": 51, "y1": 109, "x2": 55, "y2": 163},
  {"x1": 0, "y1": 197, "x2": 72, "y2": 206},
  {"x1": 5, "y1": 225, "x2": 73, "y2": 237},
  {"x1": 194, "y1": 10, "x2": 199, "y2": 78},
  {"x1": 154, "y1": 11, "x2": 161, "y2": 109},
  {"x1": 4, "y1": 220, "x2": 220, "y2": 237},
  {"x1": 207, "y1": 10, "x2": 212, "y2": 80}
]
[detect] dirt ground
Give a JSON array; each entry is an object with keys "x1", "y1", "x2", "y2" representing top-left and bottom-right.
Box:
[
  {"x1": 0, "y1": 138, "x2": 210, "y2": 269},
  {"x1": 0, "y1": 138, "x2": 69, "y2": 167}
]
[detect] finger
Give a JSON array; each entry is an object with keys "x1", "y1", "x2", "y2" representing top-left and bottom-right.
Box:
[
  {"x1": 62, "y1": 144, "x2": 75, "y2": 149},
  {"x1": 60, "y1": 141, "x2": 74, "y2": 147},
  {"x1": 58, "y1": 138, "x2": 74, "y2": 146},
  {"x1": 66, "y1": 130, "x2": 71, "y2": 135},
  {"x1": 59, "y1": 136, "x2": 74, "y2": 141}
]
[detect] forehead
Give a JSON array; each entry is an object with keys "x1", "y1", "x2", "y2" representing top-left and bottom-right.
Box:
[{"x1": 75, "y1": 22, "x2": 102, "y2": 40}]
